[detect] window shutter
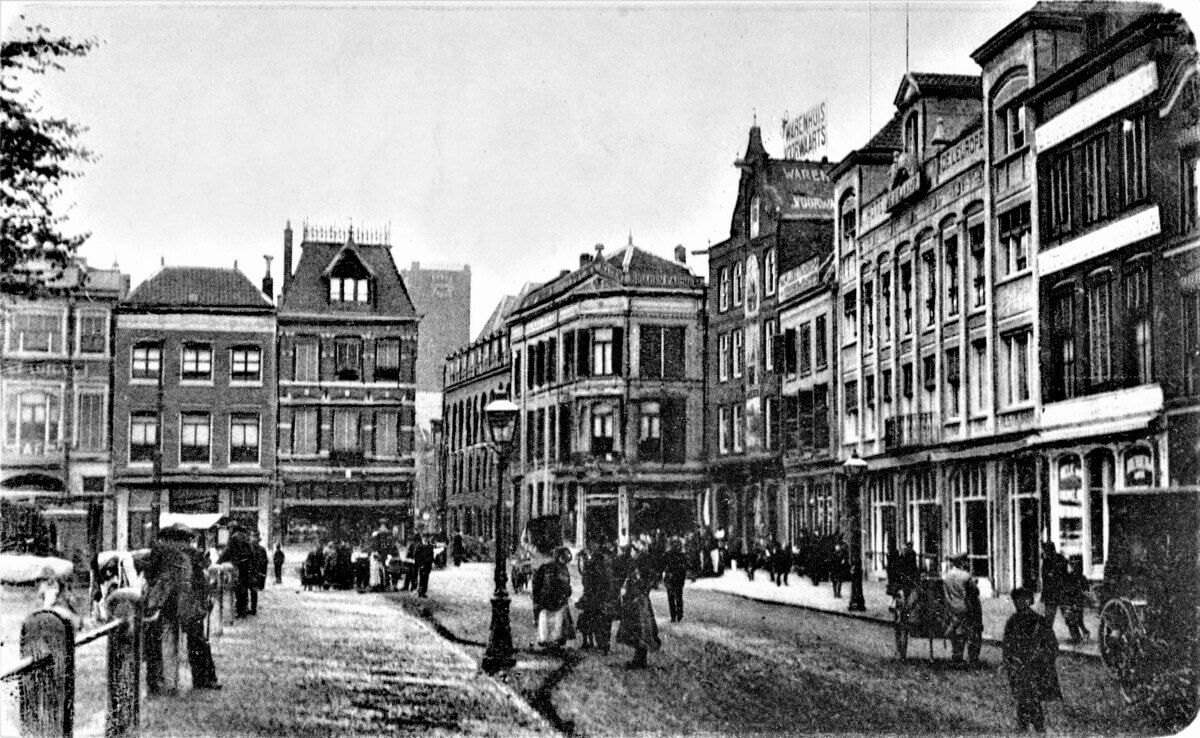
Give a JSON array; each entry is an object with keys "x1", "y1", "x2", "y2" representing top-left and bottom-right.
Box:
[
  {"x1": 799, "y1": 389, "x2": 814, "y2": 450},
  {"x1": 640, "y1": 325, "x2": 662, "y2": 379},
  {"x1": 559, "y1": 403, "x2": 572, "y2": 458},
  {"x1": 547, "y1": 337, "x2": 557, "y2": 383},
  {"x1": 664, "y1": 327, "x2": 685, "y2": 379},
  {"x1": 577, "y1": 329, "x2": 591, "y2": 376},
  {"x1": 784, "y1": 328, "x2": 798, "y2": 374},
  {"x1": 612, "y1": 327, "x2": 624, "y2": 376},
  {"x1": 813, "y1": 385, "x2": 830, "y2": 450},
  {"x1": 663, "y1": 396, "x2": 686, "y2": 463},
  {"x1": 563, "y1": 331, "x2": 576, "y2": 379}
]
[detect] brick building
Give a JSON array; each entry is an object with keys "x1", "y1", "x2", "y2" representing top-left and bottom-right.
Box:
[
  {"x1": 111, "y1": 265, "x2": 276, "y2": 549},
  {"x1": 508, "y1": 240, "x2": 707, "y2": 545},
  {"x1": 276, "y1": 223, "x2": 419, "y2": 542},
  {"x1": 1, "y1": 259, "x2": 128, "y2": 559}
]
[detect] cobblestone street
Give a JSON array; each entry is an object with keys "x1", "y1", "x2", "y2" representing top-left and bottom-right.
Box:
[{"x1": 139, "y1": 563, "x2": 550, "y2": 737}]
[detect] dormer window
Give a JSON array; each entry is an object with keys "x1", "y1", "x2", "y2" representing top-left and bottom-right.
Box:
[
  {"x1": 904, "y1": 112, "x2": 921, "y2": 157},
  {"x1": 750, "y1": 194, "x2": 761, "y2": 239},
  {"x1": 326, "y1": 250, "x2": 373, "y2": 303}
]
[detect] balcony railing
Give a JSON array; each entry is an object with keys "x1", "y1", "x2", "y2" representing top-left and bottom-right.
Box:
[
  {"x1": 329, "y1": 450, "x2": 367, "y2": 467},
  {"x1": 883, "y1": 412, "x2": 939, "y2": 449}
]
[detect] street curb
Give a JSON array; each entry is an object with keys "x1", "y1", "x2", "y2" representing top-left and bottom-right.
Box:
[{"x1": 702, "y1": 586, "x2": 1102, "y2": 660}]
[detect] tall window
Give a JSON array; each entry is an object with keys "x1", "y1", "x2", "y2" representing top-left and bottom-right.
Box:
[
  {"x1": 77, "y1": 312, "x2": 107, "y2": 355},
  {"x1": 638, "y1": 401, "x2": 662, "y2": 460},
  {"x1": 180, "y1": 413, "x2": 211, "y2": 464},
  {"x1": 718, "y1": 406, "x2": 729, "y2": 453},
  {"x1": 375, "y1": 338, "x2": 400, "y2": 381},
  {"x1": 229, "y1": 413, "x2": 260, "y2": 464},
  {"x1": 799, "y1": 322, "x2": 812, "y2": 376},
  {"x1": 719, "y1": 267, "x2": 731, "y2": 312},
  {"x1": 375, "y1": 410, "x2": 398, "y2": 457},
  {"x1": 1087, "y1": 275, "x2": 1113, "y2": 388},
  {"x1": 880, "y1": 271, "x2": 892, "y2": 337},
  {"x1": 1082, "y1": 135, "x2": 1109, "y2": 224},
  {"x1": 945, "y1": 347, "x2": 961, "y2": 417},
  {"x1": 131, "y1": 342, "x2": 162, "y2": 380},
  {"x1": 332, "y1": 409, "x2": 360, "y2": 452},
  {"x1": 1122, "y1": 115, "x2": 1147, "y2": 205},
  {"x1": 1051, "y1": 289, "x2": 1077, "y2": 401},
  {"x1": 900, "y1": 262, "x2": 913, "y2": 334},
  {"x1": 764, "y1": 248, "x2": 776, "y2": 295},
  {"x1": 904, "y1": 111, "x2": 920, "y2": 155},
  {"x1": 1003, "y1": 104, "x2": 1026, "y2": 153},
  {"x1": 844, "y1": 380, "x2": 859, "y2": 441},
  {"x1": 7, "y1": 312, "x2": 63, "y2": 353},
  {"x1": 230, "y1": 346, "x2": 261, "y2": 383},
  {"x1": 591, "y1": 406, "x2": 614, "y2": 455},
  {"x1": 334, "y1": 337, "x2": 362, "y2": 381},
  {"x1": 969, "y1": 223, "x2": 986, "y2": 308},
  {"x1": 732, "y1": 404, "x2": 744, "y2": 452},
  {"x1": 733, "y1": 262, "x2": 744, "y2": 306},
  {"x1": 1185, "y1": 290, "x2": 1200, "y2": 395},
  {"x1": 181, "y1": 343, "x2": 212, "y2": 381},
  {"x1": 1049, "y1": 154, "x2": 1073, "y2": 235},
  {"x1": 901, "y1": 363, "x2": 914, "y2": 399},
  {"x1": 999, "y1": 205, "x2": 1030, "y2": 275},
  {"x1": 592, "y1": 328, "x2": 615, "y2": 376},
  {"x1": 922, "y1": 250, "x2": 937, "y2": 327},
  {"x1": 718, "y1": 333, "x2": 729, "y2": 382},
  {"x1": 732, "y1": 329, "x2": 744, "y2": 378},
  {"x1": 4, "y1": 391, "x2": 61, "y2": 456},
  {"x1": 1004, "y1": 331, "x2": 1032, "y2": 405},
  {"x1": 1125, "y1": 262, "x2": 1151, "y2": 385},
  {"x1": 763, "y1": 319, "x2": 777, "y2": 372},
  {"x1": 749, "y1": 195, "x2": 761, "y2": 238},
  {"x1": 76, "y1": 391, "x2": 106, "y2": 451},
  {"x1": 293, "y1": 337, "x2": 319, "y2": 381},
  {"x1": 639, "y1": 326, "x2": 685, "y2": 379},
  {"x1": 922, "y1": 355, "x2": 937, "y2": 393},
  {"x1": 292, "y1": 408, "x2": 318, "y2": 455},
  {"x1": 944, "y1": 233, "x2": 959, "y2": 317},
  {"x1": 862, "y1": 280, "x2": 875, "y2": 349},
  {"x1": 814, "y1": 316, "x2": 827, "y2": 369},
  {"x1": 1182, "y1": 152, "x2": 1200, "y2": 233},
  {"x1": 129, "y1": 411, "x2": 158, "y2": 463},
  {"x1": 971, "y1": 340, "x2": 988, "y2": 413},
  {"x1": 843, "y1": 291, "x2": 858, "y2": 341}
]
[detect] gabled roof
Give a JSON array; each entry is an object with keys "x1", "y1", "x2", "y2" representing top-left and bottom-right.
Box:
[
  {"x1": 474, "y1": 292, "x2": 525, "y2": 342},
  {"x1": 321, "y1": 243, "x2": 376, "y2": 277},
  {"x1": 125, "y1": 267, "x2": 271, "y2": 309},
  {"x1": 602, "y1": 242, "x2": 692, "y2": 276},
  {"x1": 279, "y1": 237, "x2": 417, "y2": 318},
  {"x1": 829, "y1": 112, "x2": 903, "y2": 180},
  {"x1": 894, "y1": 72, "x2": 982, "y2": 107}
]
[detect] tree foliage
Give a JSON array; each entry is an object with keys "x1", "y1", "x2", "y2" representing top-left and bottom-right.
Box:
[{"x1": 1, "y1": 20, "x2": 97, "y2": 296}]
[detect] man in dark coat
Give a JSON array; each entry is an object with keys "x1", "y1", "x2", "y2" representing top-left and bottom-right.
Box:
[
  {"x1": 145, "y1": 525, "x2": 220, "y2": 692},
  {"x1": 414, "y1": 534, "x2": 435, "y2": 597},
  {"x1": 272, "y1": 543, "x2": 285, "y2": 585},
  {"x1": 250, "y1": 534, "x2": 268, "y2": 615},
  {"x1": 662, "y1": 538, "x2": 689, "y2": 622},
  {"x1": 616, "y1": 544, "x2": 661, "y2": 668},
  {"x1": 451, "y1": 531, "x2": 464, "y2": 566},
  {"x1": 889, "y1": 540, "x2": 920, "y2": 599},
  {"x1": 1040, "y1": 542, "x2": 1070, "y2": 631},
  {"x1": 218, "y1": 524, "x2": 255, "y2": 617},
  {"x1": 1003, "y1": 587, "x2": 1062, "y2": 733},
  {"x1": 579, "y1": 539, "x2": 616, "y2": 653}
]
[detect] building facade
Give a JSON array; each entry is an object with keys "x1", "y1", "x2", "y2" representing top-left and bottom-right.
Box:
[
  {"x1": 1, "y1": 260, "x2": 128, "y2": 560},
  {"x1": 111, "y1": 266, "x2": 276, "y2": 549},
  {"x1": 507, "y1": 241, "x2": 707, "y2": 546},
  {"x1": 706, "y1": 125, "x2": 836, "y2": 548},
  {"x1": 442, "y1": 295, "x2": 521, "y2": 540},
  {"x1": 276, "y1": 223, "x2": 419, "y2": 542}
]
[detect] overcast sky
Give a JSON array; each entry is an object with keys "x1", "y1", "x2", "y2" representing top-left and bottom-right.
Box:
[{"x1": 0, "y1": 1, "x2": 1118, "y2": 333}]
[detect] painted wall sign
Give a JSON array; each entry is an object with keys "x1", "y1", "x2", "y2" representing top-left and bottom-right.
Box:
[
  {"x1": 886, "y1": 170, "x2": 925, "y2": 211},
  {"x1": 782, "y1": 101, "x2": 827, "y2": 160},
  {"x1": 1036, "y1": 61, "x2": 1158, "y2": 152},
  {"x1": 935, "y1": 128, "x2": 985, "y2": 186},
  {"x1": 778, "y1": 257, "x2": 821, "y2": 302}
]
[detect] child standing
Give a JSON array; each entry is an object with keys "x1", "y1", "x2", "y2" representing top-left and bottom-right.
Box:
[{"x1": 1002, "y1": 587, "x2": 1062, "y2": 733}]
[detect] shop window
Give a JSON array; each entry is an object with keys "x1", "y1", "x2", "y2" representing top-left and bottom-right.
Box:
[
  {"x1": 1086, "y1": 449, "x2": 1113, "y2": 570},
  {"x1": 1055, "y1": 455, "x2": 1084, "y2": 560}
]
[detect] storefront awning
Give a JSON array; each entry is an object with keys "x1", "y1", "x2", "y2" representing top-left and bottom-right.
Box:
[
  {"x1": 1029, "y1": 412, "x2": 1157, "y2": 446},
  {"x1": 158, "y1": 512, "x2": 226, "y2": 530}
]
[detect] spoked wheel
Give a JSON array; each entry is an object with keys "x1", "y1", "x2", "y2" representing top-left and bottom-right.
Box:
[
  {"x1": 1099, "y1": 599, "x2": 1143, "y2": 703},
  {"x1": 893, "y1": 601, "x2": 909, "y2": 660}
]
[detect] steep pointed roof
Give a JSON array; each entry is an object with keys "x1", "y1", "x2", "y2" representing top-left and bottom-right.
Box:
[
  {"x1": 740, "y1": 125, "x2": 768, "y2": 164},
  {"x1": 125, "y1": 267, "x2": 271, "y2": 309},
  {"x1": 894, "y1": 72, "x2": 981, "y2": 107},
  {"x1": 602, "y1": 241, "x2": 692, "y2": 276},
  {"x1": 279, "y1": 237, "x2": 417, "y2": 319}
]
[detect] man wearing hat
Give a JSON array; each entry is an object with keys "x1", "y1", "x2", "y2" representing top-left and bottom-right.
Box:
[
  {"x1": 943, "y1": 552, "x2": 983, "y2": 665},
  {"x1": 219, "y1": 522, "x2": 255, "y2": 617},
  {"x1": 145, "y1": 524, "x2": 220, "y2": 691}
]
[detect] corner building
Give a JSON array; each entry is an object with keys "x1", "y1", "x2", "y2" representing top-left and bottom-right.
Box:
[
  {"x1": 275, "y1": 223, "x2": 419, "y2": 542},
  {"x1": 507, "y1": 241, "x2": 706, "y2": 546},
  {"x1": 112, "y1": 267, "x2": 276, "y2": 548}
]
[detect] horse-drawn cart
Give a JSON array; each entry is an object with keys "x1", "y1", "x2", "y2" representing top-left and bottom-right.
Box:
[{"x1": 892, "y1": 575, "x2": 953, "y2": 660}]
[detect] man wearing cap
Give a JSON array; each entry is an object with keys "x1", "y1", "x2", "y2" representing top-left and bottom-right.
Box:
[
  {"x1": 219, "y1": 523, "x2": 255, "y2": 617},
  {"x1": 943, "y1": 552, "x2": 983, "y2": 665}
]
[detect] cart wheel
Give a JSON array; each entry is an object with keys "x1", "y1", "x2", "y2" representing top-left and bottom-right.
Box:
[
  {"x1": 1099, "y1": 599, "x2": 1142, "y2": 703},
  {"x1": 893, "y1": 602, "x2": 908, "y2": 660}
]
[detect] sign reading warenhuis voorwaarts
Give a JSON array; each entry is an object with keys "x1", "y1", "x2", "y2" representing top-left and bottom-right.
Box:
[{"x1": 782, "y1": 101, "x2": 826, "y2": 160}]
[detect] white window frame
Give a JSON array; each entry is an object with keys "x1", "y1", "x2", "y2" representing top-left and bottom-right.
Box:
[
  {"x1": 718, "y1": 406, "x2": 729, "y2": 454},
  {"x1": 718, "y1": 333, "x2": 729, "y2": 382},
  {"x1": 179, "y1": 412, "x2": 212, "y2": 466},
  {"x1": 230, "y1": 346, "x2": 262, "y2": 384},
  {"x1": 76, "y1": 309, "x2": 109, "y2": 356},
  {"x1": 180, "y1": 343, "x2": 213, "y2": 383},
  {"x1": 6, "y1": 309, "x2": 67, "y2": 356},
  {"x1": 74, "y1": 388, "x2": 107, "y2": 452},
  {"x1": 229, "y1": 413, "x2": 261, "y2": 466},
  {"x1": 732, "y1": 329, "x2": 744, "y2": 378}
]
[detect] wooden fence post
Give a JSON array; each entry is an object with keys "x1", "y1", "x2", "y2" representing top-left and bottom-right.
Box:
[
  {"x1": 105, "y1": 589, "x2": 142, "y2": 738},
  {"x1": 20, "y1": 609, "x2": 76, "y2": 738}
]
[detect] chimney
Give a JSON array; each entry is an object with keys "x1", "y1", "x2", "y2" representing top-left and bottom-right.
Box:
[
  {"x1": 262, "y1": 255, "x2": 275, "y2": 300},
  {"x1": 674, "y1": 245, "x2": 686, "y2": 264},
  {"x1": 580, "y1": 252, "x2": 593, "y2": 267},
  {"x1": 559, "y1": 269, "x2": 570, "y2": 278},
  {"x1": 282, "y1": 221, "x2": 293, "y2": 299}
]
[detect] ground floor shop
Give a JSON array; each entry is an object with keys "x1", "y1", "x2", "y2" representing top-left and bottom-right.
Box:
[
  {"x1": 279, "y1": 477, "x2": 413, "y2": 545},
  {"x1": 115, "y1": 477, "x2": 273, "y2": 550}
]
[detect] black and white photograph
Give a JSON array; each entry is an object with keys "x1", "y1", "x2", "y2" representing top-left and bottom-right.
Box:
[{"x1": 2, "y1": 1, "x2": 1199, "y2": 735}]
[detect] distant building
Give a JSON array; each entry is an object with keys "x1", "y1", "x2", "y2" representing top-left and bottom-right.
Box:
[
  {"x1": 276, "y1": 222, "x2": 419, "y2": 542},
  {"x1": 442, "y1": 293, "x2": 526, "y2": 540},
  {"x1": 400, "y1": 261, "x2": 471, "y2": 417},
  {"x1": 111, "y1": 265, "x2": 276, "y2": 549},
  {"x1": 1, "y1": 259, "x2": 129, "y2": 559},
  {"x1": 705, "y1": 124, "x2": 837, "y2": 547},
  {"x1": 508, "y1": 240, "x2": 707, "y2": 545}
]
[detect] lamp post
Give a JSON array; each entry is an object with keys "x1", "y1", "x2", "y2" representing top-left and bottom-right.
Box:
[
  {"x1": 481, "y1": 396, "x2": 519, "y2": 673},
  {"x1": 843, "y1": 453, "x2": 868, "y2": 612}
]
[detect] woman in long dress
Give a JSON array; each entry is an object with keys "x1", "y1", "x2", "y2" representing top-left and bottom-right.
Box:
[
  {"x1": 532, "y1": 547, "x2": 574, "y2": 650},
  {"x1": 616, "y1": 543, "x2": 661, "y2": 668}
]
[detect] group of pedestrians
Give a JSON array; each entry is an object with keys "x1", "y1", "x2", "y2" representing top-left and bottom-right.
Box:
[
  {"x1": 731, "y1": 531, "x2": 855, "y2": 598},
  {"x1": 300, "y1": 525, "x2": 438, "y2": 597}
]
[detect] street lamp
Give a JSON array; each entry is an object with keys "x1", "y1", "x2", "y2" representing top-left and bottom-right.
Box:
[
  {"x1": 842, "y1": 453, "x2": 868, "y2": 612},
  {"x1": 481, "y1": 395, "x2": 519, "y2": 673}
]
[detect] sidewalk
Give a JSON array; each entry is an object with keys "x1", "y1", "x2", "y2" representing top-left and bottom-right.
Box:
[
  {"x1": 139, "y1": 558, "x2": 552, "y2": 737},
  {"x1": 689, "y1": 569, "x2": 1101, "y2": 658}
]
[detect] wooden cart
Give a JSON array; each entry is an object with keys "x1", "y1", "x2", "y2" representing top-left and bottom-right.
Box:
[{"x1": 892, "y1": 575, "x2": 953, "y2": 660}]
